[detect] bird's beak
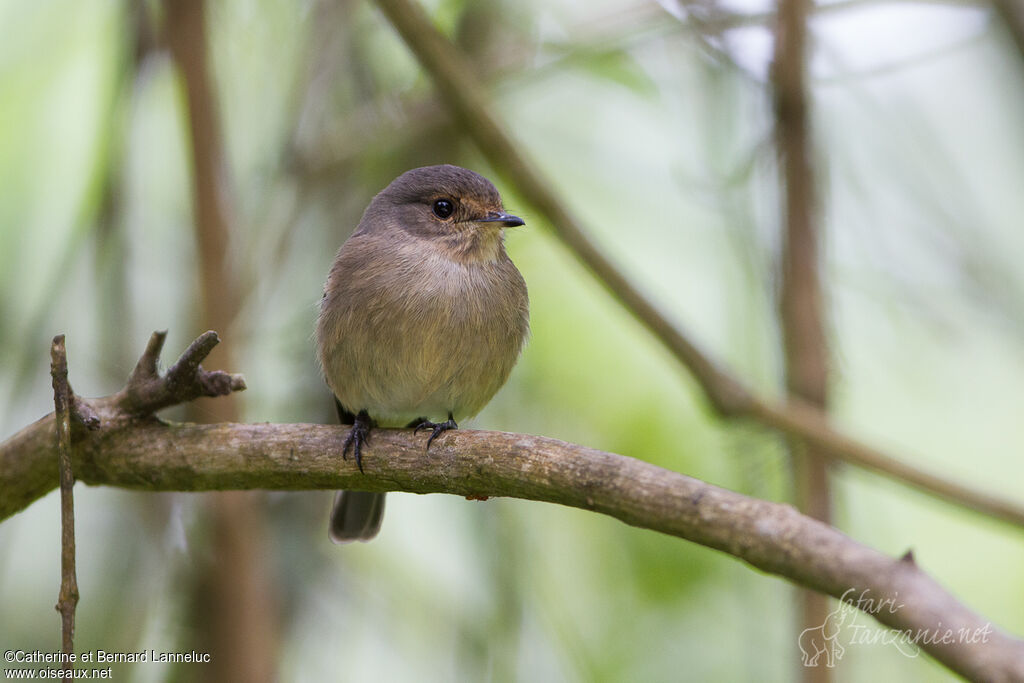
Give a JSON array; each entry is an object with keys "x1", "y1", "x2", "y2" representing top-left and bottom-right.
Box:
[{"x1": 476, "y1": 211, "x2": 525, "y2": 228}]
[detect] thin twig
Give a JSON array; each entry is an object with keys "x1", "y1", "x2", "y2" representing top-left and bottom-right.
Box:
[
  {"x1": 370, "y1": 0, "x2": 1024, "y2": 531},
  {"x1": 49, "y1": 335, "x2": 79, "y2": 679}
]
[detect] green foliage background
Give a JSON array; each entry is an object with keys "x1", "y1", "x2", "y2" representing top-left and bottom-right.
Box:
[{"x1": 1, "y1": 0, "x2": 1023, "y2": 680}]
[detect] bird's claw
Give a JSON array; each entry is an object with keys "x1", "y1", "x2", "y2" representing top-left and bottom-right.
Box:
[
  {"x1": 342, "y1": 410, "x2": 373, "y2": 473},
  {"x1": 413, "y1": 412, "x2": 458, "y2": 450}
]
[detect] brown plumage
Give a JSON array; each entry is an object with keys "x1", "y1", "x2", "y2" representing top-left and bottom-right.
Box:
[{"x1": 317, "y1": 165, "x2": 529, "y2": 542}]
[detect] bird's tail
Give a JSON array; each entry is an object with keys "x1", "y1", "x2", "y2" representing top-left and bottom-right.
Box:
[{"x1": 329, "y1": 490, "x2": 385, "y2": 543}]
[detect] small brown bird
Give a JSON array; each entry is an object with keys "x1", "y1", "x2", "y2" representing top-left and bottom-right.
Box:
[{"x1": 316, "y1": 165, "x2": 529, "y2": 542}]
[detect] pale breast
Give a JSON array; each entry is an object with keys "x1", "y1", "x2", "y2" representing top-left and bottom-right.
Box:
[{"x1": 317, "y1": 232, "x2": 528, "y2": 426}]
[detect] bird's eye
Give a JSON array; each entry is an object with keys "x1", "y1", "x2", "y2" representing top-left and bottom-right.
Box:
[{"x1": 432, "y1": 199, "x2": 455, "y2": 219}]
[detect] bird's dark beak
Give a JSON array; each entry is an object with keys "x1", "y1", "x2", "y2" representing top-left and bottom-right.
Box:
[{"x1": 476, "y1": 211, "x2": 525, "y2": 228}]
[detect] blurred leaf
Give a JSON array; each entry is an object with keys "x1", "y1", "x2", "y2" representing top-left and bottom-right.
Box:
[{"x1": 552, "y1": 42, "x2": 659, "y2": 97}]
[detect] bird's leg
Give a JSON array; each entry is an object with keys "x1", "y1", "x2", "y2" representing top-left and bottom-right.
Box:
[
  {"x1": 342, "y1": 409, "x2": 374, "y2": 473},
  {"x1": 334, "y1": 398, "x2": 356, "y2": 425},
  {"x1": 413, "y1": 412, "x2": 458, "y2": 450}
]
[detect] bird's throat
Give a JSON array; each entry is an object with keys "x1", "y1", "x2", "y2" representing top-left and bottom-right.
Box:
[{"x1": 439, "y1": 227, "x2": 504, "y2": 264}]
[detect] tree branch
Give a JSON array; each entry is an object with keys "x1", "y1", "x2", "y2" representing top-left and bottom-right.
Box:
[
  {"x1": 49, "y1": 335, "x2": 79, "y2": 680},
  {"x1": 5, "y1": 423, "x2": 1024, "y2": 681},
  {"x1": 0, "y1": 331, "x2": 243, "y2": 519},
  {"x1": 117, "y1": 330, "x2": 246, "y2": 415},
  {"x1": 369, "y1": 0, "x2": 1024, "y2": 532},
  {"x1": 166, "y1": 1, "x2": 281, "y2": 677},
  {"x1": 773, "y1": 0, "x2": 834, "y2": 676},
  {"x1": 2, "y1": 332, "x2": 1024, "y2": 681}
]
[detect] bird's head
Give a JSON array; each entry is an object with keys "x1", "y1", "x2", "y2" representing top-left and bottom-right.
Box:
[{"x1": 360, "y1": 164, "x2": 525, "y2": 262}]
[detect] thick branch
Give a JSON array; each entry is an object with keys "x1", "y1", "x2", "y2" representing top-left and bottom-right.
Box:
[
  {"x1": 2, "y1": 332, "x2": 1023, "y2": 679},
  {"x1": 370, "y1": 0, "x2": 1024, "y2": 531},
  {"x1": 0, "y1": 417, "x2": 1022, "y2": 680}
]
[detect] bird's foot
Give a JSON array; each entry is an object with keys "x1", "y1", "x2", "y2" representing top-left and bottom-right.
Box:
[
  {"x1": 413, "y1": 412, "x2": 458, "y2": 450},
  {"x1": 342, "y1": 410, "x2": 374, "y2": 473}
]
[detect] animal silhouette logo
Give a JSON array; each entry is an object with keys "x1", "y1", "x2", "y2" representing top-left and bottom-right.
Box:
[{"x1": 799, "y1": 602, "x2": 850, "y2": 668}]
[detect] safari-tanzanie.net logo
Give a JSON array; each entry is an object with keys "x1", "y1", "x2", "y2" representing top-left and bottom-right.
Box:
[{"x1": 798, "y1": 588, "x2": 994, "y2": 668}]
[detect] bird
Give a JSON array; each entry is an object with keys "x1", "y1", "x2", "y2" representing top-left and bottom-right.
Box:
[{"x1": 316, "y1": 164, "x2": 529, "y2": 543}]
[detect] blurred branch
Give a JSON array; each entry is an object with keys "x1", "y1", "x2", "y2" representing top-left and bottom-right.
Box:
[
  {"x1": 2, "y1": 332, "x2": 1023, "y2": 683},
  {"x1": 773, "y1": 0, "x2": 833, "y2": 677},
  {"x1": 369, "y1": 0, "x2": 1024, "y2": 531},
  {"x1": 287, "y1": 3, "x2": 670, "y2": 181},
  {"x1": 668, "y1": 0, "x2": 986, "y2": 36},
  {"x1": 993, "y1": 0, "x2": 1024, "y2": 59},
  {"x1": 49, "y1": 335, "x2": 79, "y2": 679},
  {"x1": 292, "y1": 0, "x2": 987, "y2": 181},
  {"x1": 167, "y1": 0, "x2": 239, "y2": 334},
  {"x1": 166, "y1": 2, "x2": 278, "y2": 680}
]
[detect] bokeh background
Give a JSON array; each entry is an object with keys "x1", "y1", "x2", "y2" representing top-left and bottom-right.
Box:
[{"x1": 1, "y1": 0, "x2": 1023, "y2": 681}]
